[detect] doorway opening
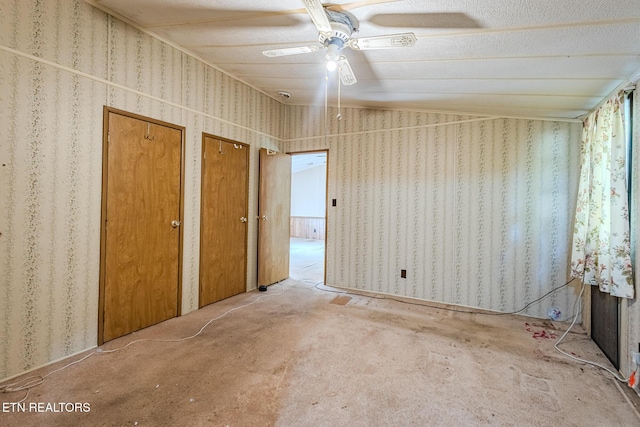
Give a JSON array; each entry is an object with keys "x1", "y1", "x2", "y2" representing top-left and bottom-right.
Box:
[{"x1": 289, "y1": 151, "x2": 327, "y2": 286}]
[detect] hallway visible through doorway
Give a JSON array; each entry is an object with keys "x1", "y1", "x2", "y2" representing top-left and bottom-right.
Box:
[
  {"x1": 289, "y1": 238, "x2": 324, "y2": 284},
  {"x1": 289, "y1": 152, "x2": 327, "y2": 285}
]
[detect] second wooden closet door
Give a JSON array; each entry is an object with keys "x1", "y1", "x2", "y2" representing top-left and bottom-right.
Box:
[{"x1": 199, "y1": 135, "x2": 249, "y2": 307}]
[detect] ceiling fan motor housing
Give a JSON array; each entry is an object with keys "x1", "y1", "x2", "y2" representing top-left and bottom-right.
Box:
[{"x1": 319, "y1": 10, "x2": 359, "y2": 48}]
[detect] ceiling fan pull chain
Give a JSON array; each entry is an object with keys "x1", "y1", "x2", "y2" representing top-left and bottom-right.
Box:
[
  {"x1": 324, "y1": 68, "x2": 329, "y2": 136},
  {"x1": 337, "y1": 72, "x2": 342, "y2": 121}
]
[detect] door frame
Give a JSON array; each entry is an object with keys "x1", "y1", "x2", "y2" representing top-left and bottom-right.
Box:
[
  {"x1": 287, "y1": 149, "x2": 329, "y2": 286},
  {"x1": 98, "y1": 106, "x2": 186, "y2": 345},
  {"x1": 198, "y1": 134, "x2": 250, "y2": 308}
]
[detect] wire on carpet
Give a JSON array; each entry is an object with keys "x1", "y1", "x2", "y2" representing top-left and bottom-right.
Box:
[
  {"x1": 553, "y1": 282, "x2": 630, "y2": 383},
  {"x1": 313, "y1": 278, "x2": 576, "y2": 318},
  {"x1": 0, "y1": 282, "x2": 287, "y2": 403},
  {"x1": 314, "y1": 277, "x2": 640, "y2": 410}
]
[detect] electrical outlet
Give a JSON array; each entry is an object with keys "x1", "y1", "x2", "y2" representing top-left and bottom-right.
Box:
[{"x1": 632, "y1": 351, "x2": 640, "y2": 366}]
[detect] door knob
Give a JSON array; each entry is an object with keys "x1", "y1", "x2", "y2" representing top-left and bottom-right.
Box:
[
  {"x1": 171, "y1": 220, "x2": 181, "y2": 228},
  {"x1": 240, "y1": 217, "x2": 247, "y2": 223}
]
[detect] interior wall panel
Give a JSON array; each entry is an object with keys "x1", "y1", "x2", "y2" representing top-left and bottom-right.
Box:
[
  {"x1": 0, "y1": 50, "x2": 105, "y2": 378},
  {"x1": 181, "y1": 112, "x2": 204, "y2": 314},
  {"x1": 284, "y1": 107, "x2": 582, "y2": 320},
  {"x1": 0, "y1": 0, "x2": 109, "y2": 79},
  {"x1": 108, "y1": 17, "x2": 183, "y2": 108},
  {"x1": 107, "y1": 17, "x2": 183, "y2": 124},
  {"x1": 179, "y1": 53, "x2": 207, "y2": 314}
]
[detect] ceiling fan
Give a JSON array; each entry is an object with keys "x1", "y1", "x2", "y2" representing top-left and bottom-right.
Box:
[{"x1": 262, "y1": 0, "x2": 417, "y2": 86}]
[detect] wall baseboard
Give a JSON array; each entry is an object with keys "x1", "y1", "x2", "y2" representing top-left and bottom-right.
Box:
[{"x1": 1, "y1": 346, "x2": 98, "y2": 385}]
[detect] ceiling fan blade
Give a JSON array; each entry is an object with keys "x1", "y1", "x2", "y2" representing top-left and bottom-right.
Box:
[
  {"x1": 337, "y1": 56, "x2": 357, "y2": 85},
  {"x1": 349, "y1": 33, "x2": 416, "y2": 50},
  {"x1": 302, "y1": 0, "x2": 332, "y2": 34},
  {"x1": 326, "y1": 0, "x2": 401, "y2": 12},
  {"x1": 263, "y1": 45, "x2": 321, "y2": 57}
]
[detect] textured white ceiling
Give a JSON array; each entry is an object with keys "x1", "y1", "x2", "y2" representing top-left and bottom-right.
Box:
[
  {"x1": 291, "y1": 152, "x2": 327, "y2": 174},
  {"x1": 92, "y1": 0, "x2": 640, "y2": 120}
]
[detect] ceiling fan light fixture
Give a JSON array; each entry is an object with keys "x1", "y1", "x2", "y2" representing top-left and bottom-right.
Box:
[{"x1": 325, "y1": 41, "x2": 341, "y2": 71}]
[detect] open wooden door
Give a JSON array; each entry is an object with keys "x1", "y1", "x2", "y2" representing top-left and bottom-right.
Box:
[
  {"x1": 258, "y1": 148, "x2": 292, "y2": 287},
  {"x1": 200, "y1": 135, "x2": 249, "y2": 306},
  {"x1": 100, "y1": 108, "x2": 184, "y2": 344}
]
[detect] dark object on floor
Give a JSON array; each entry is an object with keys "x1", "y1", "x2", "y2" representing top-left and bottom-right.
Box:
[{"x1": 259, "y1": 285, "x2": 268, "y2": 292}]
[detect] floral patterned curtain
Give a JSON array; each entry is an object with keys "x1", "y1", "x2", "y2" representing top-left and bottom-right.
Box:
[{"x1": 571, "y1": 91, "x2": 634, "y2": 298}]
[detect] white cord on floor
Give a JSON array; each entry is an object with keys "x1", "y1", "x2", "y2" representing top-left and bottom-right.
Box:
[
  {"x1": 97, "y1": 282, "x2": 286, "y2": 355},
  {"x1": 553, "y1": 282, "x2": 629, "y2": 383},
  {"x1": 0, "y1": 282, "x2": 287, "y2": 402},
  {"x1": 613, "y1": 377, "x2": 640, "y2": 421},
  {"x1": 0, "y1": 351, "x2": 96, "y2": 403}
]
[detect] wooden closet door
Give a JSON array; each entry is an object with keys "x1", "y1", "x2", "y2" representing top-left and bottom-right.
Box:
[
  {"x1": 100, "y1": 109, "x2": 183, "y2": 343},
  {"x1": 199, "y1": 136, "x2": 249, "y2": 307}
]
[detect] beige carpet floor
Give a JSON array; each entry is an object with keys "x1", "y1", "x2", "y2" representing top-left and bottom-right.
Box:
[{"x1": 1, "y1": 239, "x2": 639, "y2": 426}]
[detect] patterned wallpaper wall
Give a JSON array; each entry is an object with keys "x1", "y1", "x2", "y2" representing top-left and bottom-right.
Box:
[
  {"x1": 286, "y1": 105, "x2": 583, "y2": 319},
  {"x1": 0, "y1": 0, "x2": 283, "y2": 380}
]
